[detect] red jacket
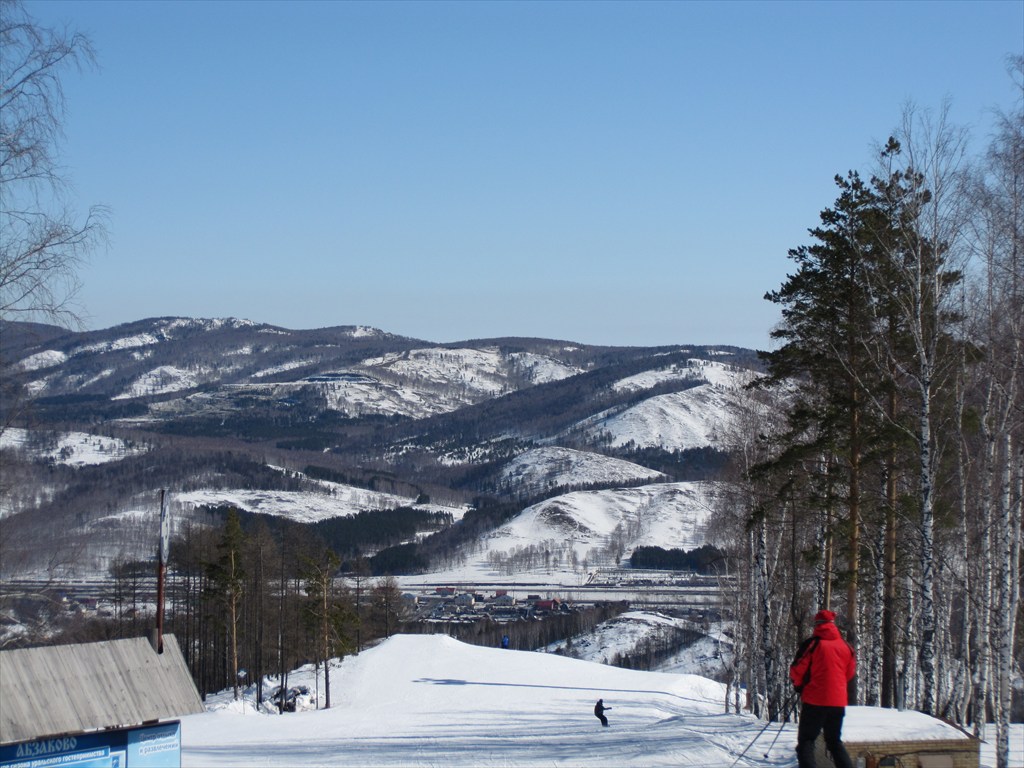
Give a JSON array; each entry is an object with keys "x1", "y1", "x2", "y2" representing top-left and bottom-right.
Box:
[{"x1": 789, "y1": 620, "x2": 856, "y2": 707}]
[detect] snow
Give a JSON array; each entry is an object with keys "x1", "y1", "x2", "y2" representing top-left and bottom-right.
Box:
[
  {"x1": 74, "y1": 332, "x2": 162, "y2": 355},
  {"x1": 250, "y1": 359, "x2": 318, "y2": 378},
  {"x1": 584, "y1": 385, "x2": 740, "y2": 452},
  {"x1": 0, "y1": 428, "x2": 146, "y2": 467},
  {"x1": 303, "y1": 346, "x2": 560, "y2": 419},
  {"x1": 497, "y1": 447, "x2": 665, "y2": 496},
  {"x1": 543, "y1": 610, "x2": 730, "y2": 674},
  {"x1": 161, "y1": 317, "x2": 257, "y2": 332},
  {"x1": 312, "y1": 372, "x2": 452, "y2": 418},
  {"x1": 484, "y1": 482, "x2": 719, "y2": 561},
  {"x1": 181, "y1": 634, "x2": 1017, "y2": 768},
  {"x1": 507, "y1": 351, "x2": 582, "y2": 384},
  {"x1": 174, "y1": 483, "x2": 466, "y2": 525},
  {"x1": 612, "y1": 359, "x2": 754, "y2": 394},
  {"x1": 16, "y1": 349, "x2": 67, "y2": 371},
  {"x1": 113, "y1": 365, "x2": 205, "y2": 399},
  {"x1": 576, "y1": 360, "x2": 761, "y2": 453},
  {"x1": 359, "y1": 347, "x2": 510, "y2": 401}
]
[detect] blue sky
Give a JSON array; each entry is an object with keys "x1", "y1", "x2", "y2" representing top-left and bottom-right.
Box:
[{"x1": 27, "y1": 0, "x2": 1024, "y2": 349}]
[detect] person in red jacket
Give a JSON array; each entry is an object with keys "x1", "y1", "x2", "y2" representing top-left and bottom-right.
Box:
[{"x1": 789, "y1": 609, "x2": 856, "y2": 768}]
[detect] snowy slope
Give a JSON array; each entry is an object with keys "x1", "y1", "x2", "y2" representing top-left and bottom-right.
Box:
[
  {"x1": 307, "y1": 346, "x2": 583, "y2": 418},
  {"x1": 0, "y1": 428, "x2": 147, "y2": 467},
  {"x1": 181, "y1": 634, "x2": 998, "y2": 768},
  {"x1": 174, "y1": 466, "x2": 467, "y2": 525},
  {"x1": 544, "y1": 610, "x2": 733, "y2": 676},
  {"x1": 581, "y1": 359, "x2": 760, "y2": 451},
  {"x1": 497, "y1": 447, "x2": 665, "y2": 496},
  {"x1": 482, "y1": 481, "x2": 719, "y2": 565},
  {"x1": 174, "y1": 485, "x2": 465, "y2": 525}
]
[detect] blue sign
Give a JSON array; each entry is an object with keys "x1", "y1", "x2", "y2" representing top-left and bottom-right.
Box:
[{"x1": 0, "y1": 722, "x2": 181, "y2": 768}]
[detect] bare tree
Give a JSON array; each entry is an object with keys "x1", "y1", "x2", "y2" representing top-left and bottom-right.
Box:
[
  {"x1": 964, "y1": 56, "x2": 1023, "y2": 766},
  {"x1": 1, "y1": 0, "x2": 106, "y2": 327}
]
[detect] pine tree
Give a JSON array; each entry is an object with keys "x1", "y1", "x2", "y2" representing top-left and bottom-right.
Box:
[
  {"x1": 207, "y1": 508, "x2": 246, "y2": 700},
  {"x1": 302, "y1": 547, "x2": 355, "y2": 709},
  {"x1": 760, "y1": 170, "x2": 896, "y2": 703}
]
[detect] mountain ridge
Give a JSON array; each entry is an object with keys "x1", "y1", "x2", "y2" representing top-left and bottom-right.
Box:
[{"x1": 0, "y1": 315, "x2": 762, "y2": 580}]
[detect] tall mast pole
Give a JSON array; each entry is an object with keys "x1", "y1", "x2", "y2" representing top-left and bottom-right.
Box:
[{"x1": 155, "y1": 489, "x2": 169, "y2": 653}]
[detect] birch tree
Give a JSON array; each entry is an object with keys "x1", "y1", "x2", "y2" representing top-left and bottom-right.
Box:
[
  {"x1": 867, "y1": 105, "x2": 969, "y2": 715},
  {"x1": 0, "y1": 0, "x2": 105, "y2": 327},
  {"x1": 964, "y1": 58, "x2": 1023, "y2": 764}
]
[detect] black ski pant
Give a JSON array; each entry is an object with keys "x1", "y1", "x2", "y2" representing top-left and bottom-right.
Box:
[
  {"x1": 795, "y1": 703, "x2": 853, "y2": 768},
  {"x1": 595, "y1": 713, "x2": 608, "y2": 727}
]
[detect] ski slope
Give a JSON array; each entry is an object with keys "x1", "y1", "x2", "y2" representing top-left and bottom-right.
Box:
[{"x1": 181, "y1": 634, "x2": 1004, "y2": 768}]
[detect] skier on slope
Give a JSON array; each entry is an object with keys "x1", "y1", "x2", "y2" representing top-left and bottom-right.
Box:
[
  {"x1": 594, "y1": 698, "x2": 611, "y2": 727},
  {"x1": 789, "y1": 609, "x2": 856, "y2": 768}
]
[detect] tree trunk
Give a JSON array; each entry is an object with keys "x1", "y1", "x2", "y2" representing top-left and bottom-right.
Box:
[
  {"x1": 847, "y1": 392, "x2": 861, "y2": 705},
  {"x1": 994, "y1": 434, "x2": 1016, "y2": 768},
  {"x1": 918, "y1": 368, "x2": 937, "y2": 715}
]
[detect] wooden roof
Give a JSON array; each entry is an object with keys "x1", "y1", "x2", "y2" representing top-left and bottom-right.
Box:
[{"x1": 0, "y1": 634, "x2": 204, "y2": 745}]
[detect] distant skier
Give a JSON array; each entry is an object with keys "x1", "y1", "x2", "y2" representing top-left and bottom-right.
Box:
[
  {"x1": 594, "y1": 698, "x2": 611, "y2": 727},
  {"x1": 789, "y1": 609, "x2": 855, "y2": 768}
]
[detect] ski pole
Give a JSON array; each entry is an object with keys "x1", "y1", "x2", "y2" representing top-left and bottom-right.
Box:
[{"x1": 763, "y1": 695, "x2": 797, "y2": 758}]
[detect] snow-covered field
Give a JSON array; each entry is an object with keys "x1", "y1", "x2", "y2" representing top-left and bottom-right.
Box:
[
  {"x1": 183, "y1": 634, "x2": 1020, "y2": 768},
  {"x1": 0, "y1": 428, "x2": 146, "y2": 467}
]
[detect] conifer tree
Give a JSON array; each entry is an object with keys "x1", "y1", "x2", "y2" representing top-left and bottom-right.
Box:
[
  {"x1": 302, "y1": 547, "x2": 355, "y2": 709},
  {"x1": 207, "y1": 508, "x2": 246, "y2": 700},
  {"x1": 760, "y1": 171, "x2": 896, "y2": 702}
]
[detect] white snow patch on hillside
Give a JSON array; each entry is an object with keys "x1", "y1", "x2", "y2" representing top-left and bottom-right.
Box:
[
  {"x1": 114, "y1": 365, "x2": 204, "y2": 399},
  {"x1": 580, "y1": 360, "x2": 761, "y2": 452},
  {"x1": 162, "y1": 317, "x2": 257, "y2": 332},
  {"x1": 361, "y1": 347, "x2": 510, "y2": 399},
  {"x1": 250, "y1": 359, "x2": 318, "y2": 378},
  {"x1": 16, "y1": 349, "x2": 67, "y2": 371},
  {"x1": 0, "y1": 428, "x2": 147, "y2": 467},
  {"x1": 613, "y1": 358, "x2": 755, "y2": 393},
  {"x1": 175, "y1": 485, "x2": 465, "y2": 525},
  {"x1": 544, "y1": 610, "x2": 732, "y2": 678},
  {"x1": 484, "y1": 481, "x2": 720, "y2": 564},
  {"x1": 75, "y1": 332, "x2": 162, "y2": 355},
  {"x1": 311, "y1": 346, "x2": 530, "y2": 418},
  {"x1": 587, "y1": 386, "x2": 738, "y2": 451},
  {"x1": 508, "y1": 351, "x2": 582, "y2": 384},
  {"x1": 82, "y1": 368, "x2": 116, "y2": 387},
  {"x1": 182, "y1": 633, "x2": 997, "y2": 768},
  {"x1": 498, "y1": 447, "x2": 664, "y2": 497},
  {"x1": 315, "y1": 374, "x2": 450, "y2": 418}
]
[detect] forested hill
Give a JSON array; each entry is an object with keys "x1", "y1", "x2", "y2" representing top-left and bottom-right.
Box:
[{"x1": 0, "y1": 316, "x2": 761, "y2": 577}]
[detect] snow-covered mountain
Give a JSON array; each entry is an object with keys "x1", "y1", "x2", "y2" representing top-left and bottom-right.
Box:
[
  {"x1": 1, "y1": 317, "x2": 762, "y2": 579},
  {"x1": 3, "y1": 317, "x2": 595, "y2": 420}
]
